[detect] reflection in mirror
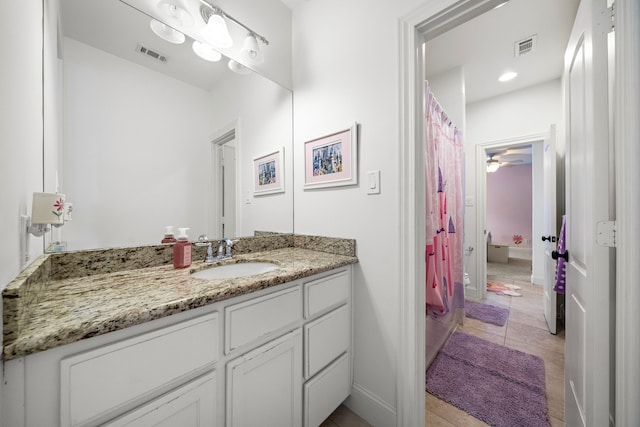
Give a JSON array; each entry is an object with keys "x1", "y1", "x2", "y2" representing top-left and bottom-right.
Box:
[{"x1": 55, "y1": 0, "x2": 293, "y2": 250}]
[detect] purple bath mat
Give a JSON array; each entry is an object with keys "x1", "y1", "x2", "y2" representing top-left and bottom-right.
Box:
[
  {"x1": 465, "y1": 300, "x2": 510, "y2": 326},
  {"x1": 426, "y1": 332, "x2": 550, "y2": 427}
]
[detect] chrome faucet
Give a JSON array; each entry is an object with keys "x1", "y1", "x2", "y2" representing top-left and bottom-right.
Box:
[
  {"x1": 216, "y1": 239, "x2": 226, "y2": 259},
  {"x1": 216, "y1": 238, "x2": 234, "y2": 259}
]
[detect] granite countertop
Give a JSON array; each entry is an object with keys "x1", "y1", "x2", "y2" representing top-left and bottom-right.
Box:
[{"x1": 3, "y1": 235, "x2": 357, "y2": 360}]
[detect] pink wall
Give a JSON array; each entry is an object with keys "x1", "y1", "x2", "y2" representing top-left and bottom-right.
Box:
[{"x1": 487, "y1": 164, "x2": 532, "y2": 247}]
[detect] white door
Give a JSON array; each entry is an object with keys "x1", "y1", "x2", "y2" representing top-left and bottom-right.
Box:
[
  {"x1": 221, "y1": 144, "x2": 237, "y2": 238},
  {"x1": 564, "y1": 0, "x2": 613, "y2": 425},
  {"x1": 542, "y1": 125, "x2": 558, "y2": 334}
]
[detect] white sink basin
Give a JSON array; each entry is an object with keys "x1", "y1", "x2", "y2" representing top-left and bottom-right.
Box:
[{"x1": 191, "y1": 262, "x2": 279, "y2": 280}]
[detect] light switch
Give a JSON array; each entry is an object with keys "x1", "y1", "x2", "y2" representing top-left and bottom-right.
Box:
[{"x1": 367, "y1": 170, "x2": 381, "y2": 195}]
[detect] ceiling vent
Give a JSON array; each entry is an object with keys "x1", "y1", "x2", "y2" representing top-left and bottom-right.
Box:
[
  {"x1": 514, "y1": 35, "x2": 537, "y2": 57},
  {"x1": 135, "y1": 44, "x2": 167, "y2": 63}
]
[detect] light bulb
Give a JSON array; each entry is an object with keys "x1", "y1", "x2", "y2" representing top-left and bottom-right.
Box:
[
  {"x1": 228, "y1": 60, "x2": 251, "y2": 75},
  {"x1": 192, "y1": 41, "x2": 222, "y2": 62},
  {"x1": 240, "y1": 34, "x2": 263, "y2": 64},
  {"x1": 201, "y1": 13, "x2": 233, "y2": 49},
  {"x1": 150, "y1": 19, "x2": 185, "y2": 44}
]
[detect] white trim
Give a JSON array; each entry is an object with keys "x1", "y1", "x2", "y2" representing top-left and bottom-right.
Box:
[
  {"x1": 475, "y1": 133, "x2": 546, "y2": 301},
  {"x1": 344, "y1": 383, "x2": 396, "y2": 427},
  {"x1": 397, "y1": 5, "x2": 432, "y2": 427},
  {"x1": 209, "y1": 120, "x2": 239, "y2": 240},
  {"x1": 398, "y1": 2, "x2": 469, "y2": 426},
  {"x1": 615, "y1": 0, "x2": 640, "y2": 424}
]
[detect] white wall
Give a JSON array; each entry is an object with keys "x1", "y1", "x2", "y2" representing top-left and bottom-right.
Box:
[
  {"x1": 465, "y1": 79, "x2": 562, "y2": 292},
  {"x1": 0, "y1": 2, "x2": 45, "y2": 288},
  {"x1": 427, "y1": 67, "x2": 466, "y2": 132},
  {"x1": 62, "y1": 38, "x2": 213, "y2": 249},
  {"x1": 208, "y1": 73, "x2": 293, "y2": 237},
  {"x1": 0, "y1": 1, "x2": 46, "y2": 424},
  {"x1": 290, "y1": 0, "x2": 426, "y2": 424}
]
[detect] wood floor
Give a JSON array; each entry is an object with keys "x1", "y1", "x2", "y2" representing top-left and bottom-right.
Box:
[{"x1": 426, "y1": 259, "x2": 566, "y2": 426}]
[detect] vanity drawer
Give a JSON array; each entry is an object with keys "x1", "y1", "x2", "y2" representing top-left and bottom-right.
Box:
[
  {"x1": 304, "y1": 304, "x2": 349, "y2": 379},
  {"x1": 304, "y1": 353, "x2": 350, "y2": 427},
  {"x1": 304, "y1": 269, "x2": 350, "y2": 318},
  {"x1": 103, "y1": 370, "x2": 217, "y2": 427},
  {"x1": 225, "y1": 286, "x2": 302, "y2": 353},
  {"x1": 60, "y1": 312, "x2": 219, "y2": 426}
]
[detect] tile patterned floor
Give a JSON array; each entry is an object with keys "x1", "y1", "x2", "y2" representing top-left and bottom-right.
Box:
[{"x1": 426, "y1": 260, "x2": 566, "y2": 426}]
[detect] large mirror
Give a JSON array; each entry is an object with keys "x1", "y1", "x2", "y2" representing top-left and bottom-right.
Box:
[{"x1": 53, "y1": 0, "x2": 293, "y2": 251}]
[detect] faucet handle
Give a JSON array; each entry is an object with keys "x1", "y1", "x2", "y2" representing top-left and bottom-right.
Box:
[{"x1": 195, "y1": 234, "x2": 210, "y2": 247}]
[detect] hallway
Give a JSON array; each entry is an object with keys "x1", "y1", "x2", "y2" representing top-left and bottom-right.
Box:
[{"x1": 426, "y1": 262, "x2": 566, "y2": 426}]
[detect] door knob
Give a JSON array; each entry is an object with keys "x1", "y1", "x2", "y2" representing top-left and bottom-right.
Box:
[
  {"x1": 541, "y1": 235, "x2": 557, "y2": 242},
  {"x1": 551, "y1": 250, "x2": 569, "y2": 261}
]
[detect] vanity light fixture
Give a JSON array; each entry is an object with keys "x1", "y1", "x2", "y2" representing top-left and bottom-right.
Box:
[
  {"x1": 198, "y1": 2, "x2": 269, "y2": 53},
  {"x1": 200, "y1": 8, "x2": 234, "y2": 49},
  {"x1": 157, "y1": 2, "x2": 194, "y2": 28},
  {"x1": 228, "y1": 59, "x2": 251, "y2": 75},
  {"x1": 240, "y1": 33, "x2": 264, "y2": 64},
  {"x1": 192, "y1": 40, "x2": 222, "y2": 62},
  {"x1": 498, "y1": 71, "x2": 518, "y2": 82},
  {"x1": 150, "y1": 19, "x2": 186, "y2": 44}
]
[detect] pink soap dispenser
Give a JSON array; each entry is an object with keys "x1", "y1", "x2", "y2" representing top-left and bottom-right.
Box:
[
  {"x1": 161, "y1": 226, "x2": 177, "y2": 243},
  {"x1": 173, "y1": 228, "x2": 192, "y2": 269}
]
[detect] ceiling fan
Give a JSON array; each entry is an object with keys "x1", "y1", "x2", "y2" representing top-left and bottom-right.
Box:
[{"x1": 486, "y1": 155, "x2": 501, "y2": 173}]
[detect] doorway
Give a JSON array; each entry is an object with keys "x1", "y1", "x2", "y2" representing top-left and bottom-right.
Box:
[
  {"x1": 400, "y1": 0, "x2": 639, "y2": 425},
  {"x1": 210, "y1": 127, "x2": 238, "y2": 239},
  {"x1": 479, "y1": 138, "x2": 545, "y2": 299},
  {"x1": 400, "y1": 0, "x2": 577, "y2": 425}
]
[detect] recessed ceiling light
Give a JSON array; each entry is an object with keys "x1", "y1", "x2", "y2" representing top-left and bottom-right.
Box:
[{"x1": 498, "y1": 71, "x2": 518, "y2": 82}]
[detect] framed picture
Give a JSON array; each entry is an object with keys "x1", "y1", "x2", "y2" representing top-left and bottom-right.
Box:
[
  {"x1": 253, "y1": 148, "x2": 284, "y2": 195},
  {"x1": 303, "y1": 123, "x2": 358, "y2": 189}
]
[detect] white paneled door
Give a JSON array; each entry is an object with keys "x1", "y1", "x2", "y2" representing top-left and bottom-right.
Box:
[{"x1": 564, "y1": 0, "x2": 614, "y2": 425}]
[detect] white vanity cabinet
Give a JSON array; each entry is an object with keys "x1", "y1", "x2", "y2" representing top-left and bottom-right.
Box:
[{"x1": 2, "y1": 266, "x2": 352, "y2": 427}]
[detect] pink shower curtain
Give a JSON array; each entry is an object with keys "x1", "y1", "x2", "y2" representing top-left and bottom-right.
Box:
[{"x1": 424, "y1": 82, "x2": 465, "y2": 316}]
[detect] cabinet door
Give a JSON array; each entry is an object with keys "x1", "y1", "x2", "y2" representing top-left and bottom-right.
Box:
[
  {"x1": 104, "y1": 371, "x2": 217, "y2": 427},
  {"x1": 227, "y1": 329, "x2": 302, "y2": 427}
]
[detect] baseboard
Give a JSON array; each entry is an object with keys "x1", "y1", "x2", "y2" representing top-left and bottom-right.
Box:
[
  {"x1": 508, "y1": 246, "x2": 532, "y2": 260},
  {"x1": 531, "y1": 274, "x2": 544, "y2": 285},
  {"x1": 344, "y1": 383, "x2": 397, "y2": 426}
]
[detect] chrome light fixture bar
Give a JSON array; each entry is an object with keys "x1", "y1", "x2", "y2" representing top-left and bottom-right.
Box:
[{"x1": 197, "y1": 1, "x2": 270, "y2": 46}]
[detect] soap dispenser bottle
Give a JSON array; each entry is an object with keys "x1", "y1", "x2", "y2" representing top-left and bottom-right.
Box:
[
  {"x1": 161, "y1": 226, "x2": 177, "y2": 243},
  {"x1": 173, "y1": 228, "x2": 192, "y2": 269}
]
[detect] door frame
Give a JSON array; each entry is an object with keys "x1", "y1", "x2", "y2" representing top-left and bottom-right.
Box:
[
  {"x1": 398, "y1": 0, "x2": 640, "y2": 426},
  {"x1": 612, "y1": 1, "x2": 640, "y2": 424},
  {"x1": 476, "y1": 134, "x2": 545, "y2": 302},
  {"x1": 209, "y1": 120, "x2": 239, "y2": 240},
  {"x1": 397, "y1": 1, "x2": 506, "y2": 425}
]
